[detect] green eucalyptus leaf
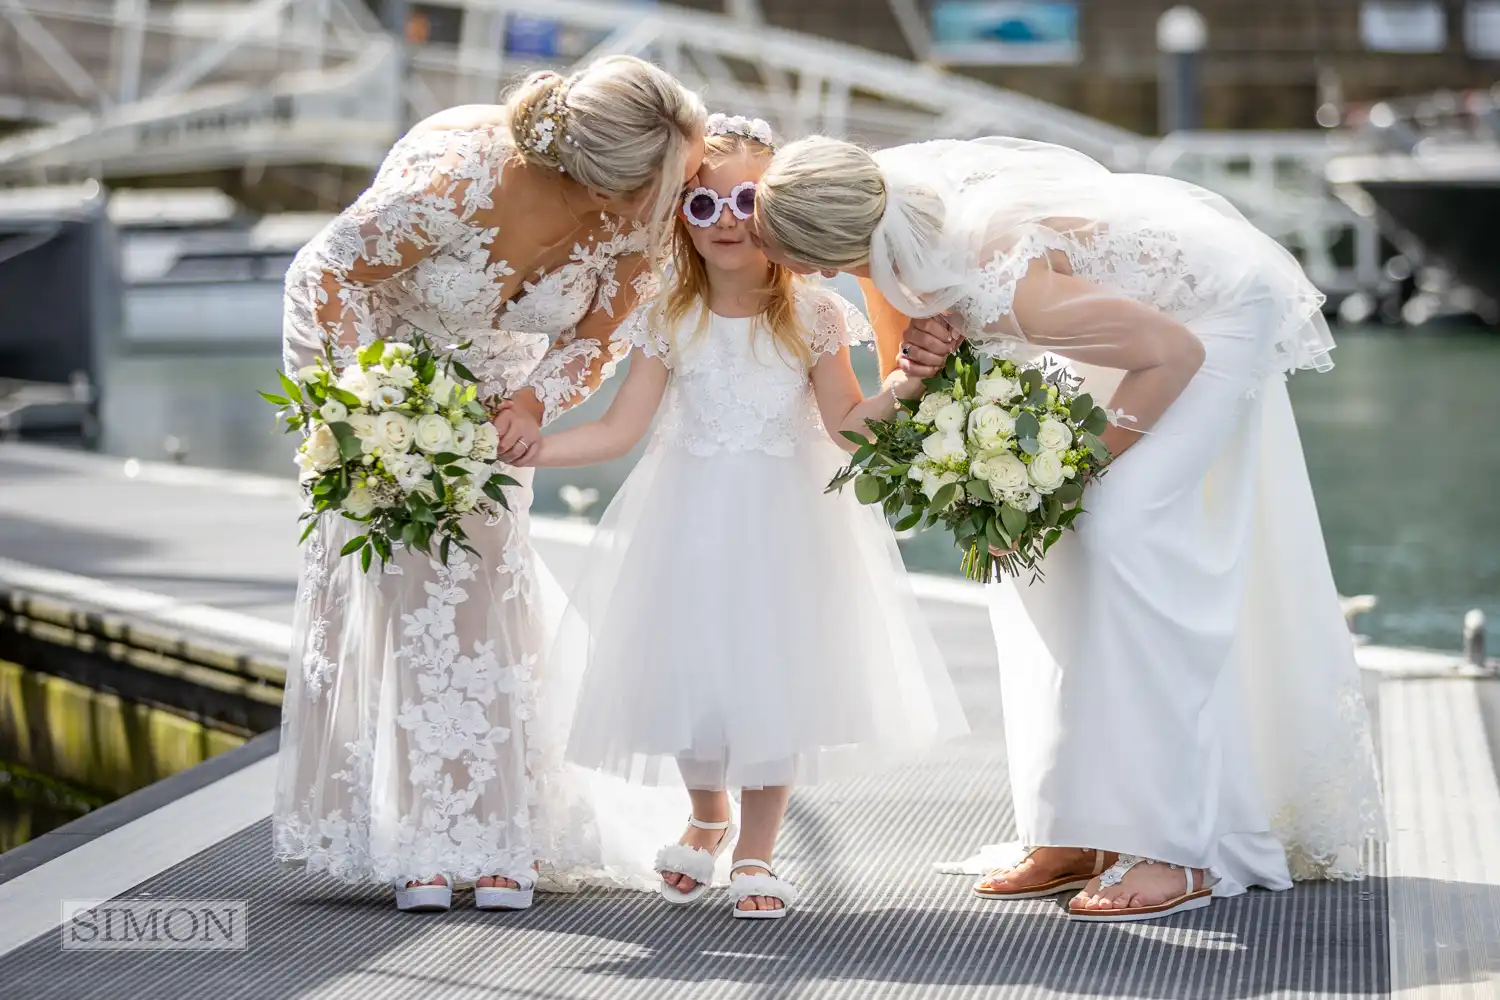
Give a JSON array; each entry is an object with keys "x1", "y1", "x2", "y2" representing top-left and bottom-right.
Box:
[
  {"x1": 340, "y1": 534, "x2": 368, "y2": 557},
  {"x1": 1068, "y1": 393, "x2": 1094, "y2": 423},
  {"x1": 451, "y1": 360, "x2": 478, "y2": 384},
  {"x1": 854, "y1": 474, "x2": 884, "y2": 505},
  {"x1": 840, "y1": 430, "x2": 872, "y2": 448},
  {"x1": 259, "y1": 391, "x2": 290, "y2": 406},
  {"x1": 966, "y1": 478, "x2": 995, "y2": 503},
  {"x1": 931, "y1": 482, "x2": 958, "y2": 511},
  {"x1": 894, "y1": 510, "x2": 923, "y2": 532},
  {"x1": 1055, "y1": 481, "x2": 1084, "y2": 506},
  {"x1": 1000, "y1": 503, "x2": 1029, "y2": 538},
  {"x1": 1084, "y1": 407, "x2": 1109, "y2": 436}
]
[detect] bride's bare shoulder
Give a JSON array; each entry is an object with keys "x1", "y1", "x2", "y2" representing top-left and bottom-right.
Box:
[{"x1": 408, "y1": 104, "x2": 512, "y2": 137}]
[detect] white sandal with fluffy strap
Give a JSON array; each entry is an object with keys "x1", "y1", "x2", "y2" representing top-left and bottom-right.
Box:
[
  {"x1": 394, "y1": 874, "x2": 451, "y2": 912},
  {"x1": 474, "y1": 871, "x2": 535, "y2": 911},
  {"x1": 728, "y1": 859, "x2": 797, "y2": 920},
  {"x1": 1067, "y1": 855, "x2": 1212, "y2": 922},
  {"x1": 655, "y1": 816, "x2": 737, "y2": 904}
]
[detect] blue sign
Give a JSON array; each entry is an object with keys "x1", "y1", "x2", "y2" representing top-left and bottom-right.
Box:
[
  {"x1": 930, "y1": 1, "x2": 1080, "y2": 65},
  {"x1": 505, "y1": 15, "x2": 559, "y2": 58}
]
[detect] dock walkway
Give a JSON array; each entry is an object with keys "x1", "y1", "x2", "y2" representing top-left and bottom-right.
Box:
[{"x1": 0, "y1": 442, "x2": 1496, "y2": 999}]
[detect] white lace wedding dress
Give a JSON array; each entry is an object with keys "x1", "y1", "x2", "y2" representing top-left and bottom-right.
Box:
[
  {"x1": 867, "y1": 138, "x2": 1385, "y2": 893},
  {"x1": 552, "y1": 285, "x2": 968, "y2": 791},
  {"x1": 273, "y1": 123, "x2": 672, "y2": 890}
]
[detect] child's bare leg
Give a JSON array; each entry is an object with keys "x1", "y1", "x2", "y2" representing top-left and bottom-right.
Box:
[
  {"x1": 733, "y1": 785, "x2": 791, "y2": 912},
  {"x1": 661, "y1": 764, "x2": 732, "y2": 894}
]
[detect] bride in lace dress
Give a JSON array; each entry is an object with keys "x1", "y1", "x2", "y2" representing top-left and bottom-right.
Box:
[
  {"x1": 752, "y1": 135, "x2": 1385, "y2": 922},
  {"x1": 273, "y1": 56, "x2": 706, "y2": 911}
]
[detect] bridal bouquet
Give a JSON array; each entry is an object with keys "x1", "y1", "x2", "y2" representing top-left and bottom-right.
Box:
[
  {"x1": 831, "y1": 344, "x2": 1112, "y2": 583},
  {"x1": 261, "y1": 335, "x2": 518, "y2": 570}
]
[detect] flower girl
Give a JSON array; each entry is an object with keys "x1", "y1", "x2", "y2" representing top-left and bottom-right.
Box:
[{"x1": 508, "y1": 113, "x2": 966, "y2": 919}]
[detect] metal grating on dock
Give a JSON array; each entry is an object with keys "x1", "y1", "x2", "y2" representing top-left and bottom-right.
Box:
[{"x1": 0, "y1": 732, "x2": 1388, "y2": 1000}]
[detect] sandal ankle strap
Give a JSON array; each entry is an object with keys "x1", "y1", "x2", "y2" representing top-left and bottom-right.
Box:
[
  {"x1": 687, "y1": 815, "x2": 732, "y2": 831},
  {"x1": 731, "y1": 858, "x2": 775, "y2": 875}
]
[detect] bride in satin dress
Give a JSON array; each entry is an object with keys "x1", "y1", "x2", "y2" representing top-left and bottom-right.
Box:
[
  {"x1": 752, "y1": 135, "x2": 1385, "y2": 921},
  {"x1": 273, "y1": 56, "x2": 706, "y2": 911}
]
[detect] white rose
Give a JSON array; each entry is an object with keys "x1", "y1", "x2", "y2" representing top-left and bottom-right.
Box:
[
  {"x1": 915, "y1": 391, "x2": 953, "y2": 425},
  {"x1": 967, "y1": 404, "x2": 1016, "y2": 451},
  {"x1": 303, "y1": 424, "x2": 341, "y2": 471},
  {"x1": 969, "y1": 457, "x2": 991, "y2": 482},
  {"x1": 428, "y1": 373, "x2": 458, "y2": 406},
  {"x1": 984, "y1": 452, "x2": 1029, "y2": 493},
  {"x1": 452, "y1": 484, "x2": 481, "y2": 512},
  {"x1": 375, "y1": 412, "x2": 414, "y2": 453},
  {"x1": 414, "y1": 413, "x2": 456, "y2": 455},
  {"x1": 976, "y1": 375, "x2": 1019, "y2": 403},
  {"x1": 921, "y1": 432, "x2": 967, "y2": 464},
  {"x1": 318, "y1": 400, "x2": 349, "y2": 424},
  {"x1": 1028, "y1": 451, "x2": 1068, "y2": 493},
  {"x1": 371, "y1": 386, "x2": 405, "y2": 410},
  {"x1": 1005, "y1": 487, "x2": 1042, "y2": 513},
  {"x1": 342, "y1": 486, "x2": 376, "y2": 518},
  {"x1": 390, "y1": 454, "x2": 433, "y2": 493},
  {"x1": 472, "y1": 422, "x2": 500, "y2": 460},
  {"x1": 384, "y1": 363, "x2": 417, "y2": 389},
  {"x1": 346, "y1": 413, "x2": 380, "y2": 454},
  {"x1": 383, "y1": 342, "x2": 415, "y2": 363},
  {"x1": 921, "y1": 470, "x2": 963, "y2": 502},
  {"x1": 1036, "y1": 418, "x2": 1074, "y2": 453},
  {"x1": 934, "y1": 401, "x2": 968, "y2": 435},
  {"x1": 451, "y1": 420, "x2": 476, "y2": 457},
  {"x1": 335, "y1": 367, "x2": 373, "y2": 405}
]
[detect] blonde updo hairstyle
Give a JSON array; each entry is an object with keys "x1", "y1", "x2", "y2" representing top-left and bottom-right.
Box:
[
  {"x1": 507, "y1": 56, "x2": 706, "y2": 252},
  {"x1": 755, "y1": 136, "x2": 889, "y2": 271}
]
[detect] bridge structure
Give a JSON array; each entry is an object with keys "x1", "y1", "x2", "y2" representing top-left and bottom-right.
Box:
[{"x1": 0, "y1": 0, "x2": 1385, "y2": 299}]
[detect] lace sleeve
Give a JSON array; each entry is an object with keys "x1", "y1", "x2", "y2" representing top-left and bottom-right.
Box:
[
  {"x1": 281, "y1": 127, "x2": 501, "y2": 372},
  {"x1": 524, "y1": 247, "x2": 653, "y2": 426},
  {"x1": 612, "y1": 301, "x2": 671, "y2": 364},
  {"x1": 804, "y1": 286, "x2": 875, "y2": 358}
]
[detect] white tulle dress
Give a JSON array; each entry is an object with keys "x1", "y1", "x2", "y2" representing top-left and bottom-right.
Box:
[{"x1": 553, "y1": 285, "x2": 969, "y2": 791}]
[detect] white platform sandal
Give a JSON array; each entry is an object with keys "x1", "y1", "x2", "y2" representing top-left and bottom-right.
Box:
[
  {"x1": 655, "y1": 816, "x2": 737, "y2": 904},
  {"x1": 474, "y1": 872, "x2": 535, "y2": 911},
  {"x1": 973, "y1": 847, "x2": 1110, "y2": 900},
  {"x1": 1067, "y1": 855, "x2": 1212, "y2": 922},
  {"x1": 728, "y1": 860, "x2": 797, "y2": 920},
  {"x1": 394, "y1": 875, "x2": 452, "y2": 912}
]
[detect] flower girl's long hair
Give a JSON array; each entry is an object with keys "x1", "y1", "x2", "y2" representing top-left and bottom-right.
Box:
[{"x1": 656, "y1": 131, "x2": 812, "y2": 367}]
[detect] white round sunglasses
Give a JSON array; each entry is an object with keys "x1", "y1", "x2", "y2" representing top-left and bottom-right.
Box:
[{"x1": 682, "y1": 180, "x2": 757, "y2": 227}]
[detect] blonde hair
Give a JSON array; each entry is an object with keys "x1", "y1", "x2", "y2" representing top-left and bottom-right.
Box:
[
  {"x1": 507, "y1": 55, "x2": 706, "y2": 254},
  {"x1": 755, "y1": 136, "x2": 889, "y2": 271},
  {"x1": 657, "y1": 131, "x2": 812, "y2": 367}
]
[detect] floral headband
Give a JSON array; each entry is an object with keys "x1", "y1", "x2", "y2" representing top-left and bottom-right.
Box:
[{"x1": 705, "y1": 112, "x2": 775, "y2": 148}]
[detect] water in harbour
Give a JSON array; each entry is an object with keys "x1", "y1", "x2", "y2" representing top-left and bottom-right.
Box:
[{"x1": 93, "y1": 325, "x2": 1499, "y2": 654}]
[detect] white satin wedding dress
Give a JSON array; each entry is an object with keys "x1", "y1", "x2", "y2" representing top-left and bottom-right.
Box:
[{"x1": 868, "y1": 138, "x2": 1385, "y2": 893}]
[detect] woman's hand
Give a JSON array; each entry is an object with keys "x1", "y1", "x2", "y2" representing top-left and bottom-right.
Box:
[
  {"x1": 898, "y1": 314, "x2": 962, "y2": 378},
  {"x1": 492, "y1": 400, "x2": 542, "y2": 465}
]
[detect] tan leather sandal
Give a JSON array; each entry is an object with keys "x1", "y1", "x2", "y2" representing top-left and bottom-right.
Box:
[{"x1": 972, "y1": 847, "x2": 1110, "y2": 900}]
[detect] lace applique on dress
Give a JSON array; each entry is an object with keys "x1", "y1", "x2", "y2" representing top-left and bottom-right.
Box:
[{"x1": 805, "y1": 286, "x2": 875, "y2": 357}]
